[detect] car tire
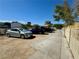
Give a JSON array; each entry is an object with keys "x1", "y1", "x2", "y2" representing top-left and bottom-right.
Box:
[{"x1": 20, "y1": 35, "x2": 25, "y2": 39}]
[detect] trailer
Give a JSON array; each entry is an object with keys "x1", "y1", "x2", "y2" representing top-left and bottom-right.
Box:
[{"x1": 0, "y1": 27, "x2": 8, "y2": 35}]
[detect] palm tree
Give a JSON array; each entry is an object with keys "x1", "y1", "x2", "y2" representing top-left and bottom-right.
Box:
[
  {"x1": 45, "y1": 20, "x2": 52, "y2": 28},
  {"x1": 26, "y1": 22, "x2": 32, "y2": 29},
  {"x1": 33, "y1": 24, "x2": 40, "y2": 29},
  {"x1": 54, "y1": 0, "x2": 75, "y2": 47}
]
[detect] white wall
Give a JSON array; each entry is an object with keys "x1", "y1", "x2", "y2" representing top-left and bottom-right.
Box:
[{"x1": 65, "y1": 27, "x2": 79, "y2": 59}]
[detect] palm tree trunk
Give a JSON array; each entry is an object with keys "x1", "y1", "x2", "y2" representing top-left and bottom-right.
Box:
[
  {"x1": 64, "y1": 26, "x2": 66, "y2": 38},
  {"x1": 63, "y1": 24, "x2": 66, "y2": 38},
  {"x1": 69, "y1": 25, "x2": 71, "y2": 48}
]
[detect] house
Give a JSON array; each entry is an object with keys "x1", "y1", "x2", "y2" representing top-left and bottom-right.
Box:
[{"x1": 11, "y1": 22, "x2": 22, "y2": 28}]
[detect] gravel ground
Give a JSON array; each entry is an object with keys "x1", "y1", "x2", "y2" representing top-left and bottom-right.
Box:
[
  {"x1": 0, "y1": 34, "x2": 49, "y2": 59},
  {"x1": 0, "y1": 30, "x2": 73, "y2": 59},
  {"x1": 28, "y1": 30, "x2": 63, "y2": 59}
]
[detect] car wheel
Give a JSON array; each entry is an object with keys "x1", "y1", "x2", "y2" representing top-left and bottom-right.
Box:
[
  {"x1": 20, "y1": 35, "x2": 25, "y2": 39},
  {"x1": 7, "y1": 33, "x2": 10, "y2": 37}
]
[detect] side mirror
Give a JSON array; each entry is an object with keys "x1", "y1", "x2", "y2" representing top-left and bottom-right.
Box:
[{"x1": 18, "y1": 31, "x2": 20, "y2": 33}]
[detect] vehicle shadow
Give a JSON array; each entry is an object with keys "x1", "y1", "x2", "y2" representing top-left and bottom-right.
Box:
[
  {"x1": 0, "y1": 34, "x2": 5, "y2": 36},
  {"x1": 27, "y1": 36, "x2": 36, "y2": 39},
  {"x1": 10, "y1": 36, "x2": 36, "y2": 40}
]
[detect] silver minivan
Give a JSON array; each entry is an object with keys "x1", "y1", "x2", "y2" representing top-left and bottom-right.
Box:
[{"x1": 6, "y1": 28, "x2": 33, "y2": 39}]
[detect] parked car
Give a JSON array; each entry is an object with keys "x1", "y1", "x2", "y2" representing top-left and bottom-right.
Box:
[
  {"x1": 40, "y1": 26, "x2": 55, "y2": 33},
  {"x1": 6, "y1": 28, "x2": 33, "y2": 39},
  {"x1": 30, "y1": 28, "x2": 45, "y2": 34},
  {"x1": 30, "y1": 26, "x2": 55, "y2": 34}
]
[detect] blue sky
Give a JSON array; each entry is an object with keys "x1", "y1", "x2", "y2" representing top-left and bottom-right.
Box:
[{"x1": 0, "y1": 0, "x2": 74, "y2": 25}]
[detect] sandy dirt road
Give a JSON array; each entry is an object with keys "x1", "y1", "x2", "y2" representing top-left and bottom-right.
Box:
[
  {"x1": 0, "y1": 30, "x2": 72, "y2": 59},
  {"x1": 0, "y1": 34, "x2": 49, "y2": 59}
]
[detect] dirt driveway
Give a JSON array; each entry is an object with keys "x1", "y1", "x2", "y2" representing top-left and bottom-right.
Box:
[{"x1": 0, "y1": 34, "x2": 49, "y2": 59}]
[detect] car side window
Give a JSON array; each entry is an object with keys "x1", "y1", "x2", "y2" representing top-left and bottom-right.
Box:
[{"x1": 11, "y1": 29, "x2": 19, "y2": 31}]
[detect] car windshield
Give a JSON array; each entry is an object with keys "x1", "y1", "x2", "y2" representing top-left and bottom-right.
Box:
[{"x1": 19, "y1": 29, "x2": 28, "y2": 31}]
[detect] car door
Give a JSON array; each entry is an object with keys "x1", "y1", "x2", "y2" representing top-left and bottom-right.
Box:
[{"x1": 11, "y1": 29, "x2": 20, "y2": 37}]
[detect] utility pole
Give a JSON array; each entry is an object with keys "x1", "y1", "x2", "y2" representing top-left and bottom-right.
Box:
[
  {"x1": 63, "y1": 0, "x2": 68, "y2": 20},
  {"x1": 64, "y1": 0, "x2": 71, "y2": 48},
  {"x1": 75, "y1": 0, "x2": 79, "y2": 16},
  {"x1": 75, "y1": 0, "x2": 79, "y2": 22}
]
